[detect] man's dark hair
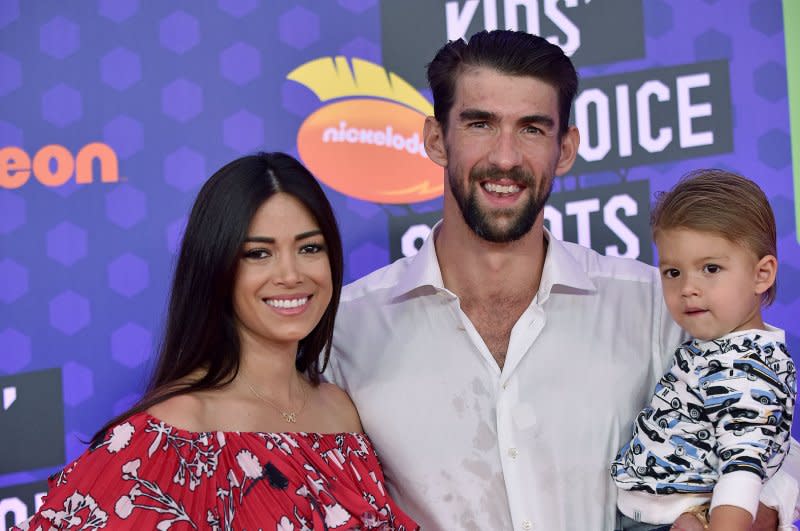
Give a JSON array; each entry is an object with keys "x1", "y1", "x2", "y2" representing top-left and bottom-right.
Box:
[{"x1": 426, "y1": 30, "x2": 578, "y2": 136}]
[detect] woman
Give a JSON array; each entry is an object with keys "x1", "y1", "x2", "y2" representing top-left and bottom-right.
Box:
[{"x1": 18, "y1": 153, "x2": 418, "y2": 530}]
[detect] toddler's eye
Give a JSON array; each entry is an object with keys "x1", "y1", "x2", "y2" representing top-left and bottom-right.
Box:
[
  {"x1": 662, "y1": 268, "x2": 680, "y2": 279},
  {"x1": 703, "y1": 264, "x2": 720, "y2": 274}
]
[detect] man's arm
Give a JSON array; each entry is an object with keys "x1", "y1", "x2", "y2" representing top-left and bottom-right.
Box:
[
  {"x1": 753, "y1": 502, "x2": 781, "y2": 531},
  {"x1": 756, "y1": 443, "x2": 800, "y2": 530},
  {"x1": 710, "y1": 504, "x2": 757, "y2": 531}
]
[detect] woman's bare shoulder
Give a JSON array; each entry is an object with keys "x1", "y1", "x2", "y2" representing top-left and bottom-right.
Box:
[
  {"x1": 314, "y1": 382, "x2": 363, "y2": 433},
  {"x1": 147, "y1": 392, "x2": 209, "y2": 432},
  {"x1": 146, "y1": 369, "x2": 218, "y2": 431}
]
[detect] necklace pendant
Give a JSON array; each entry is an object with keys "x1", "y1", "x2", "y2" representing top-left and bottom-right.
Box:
[{"x1": 282, "y1": 412, "x2": 297, "y2": 423}]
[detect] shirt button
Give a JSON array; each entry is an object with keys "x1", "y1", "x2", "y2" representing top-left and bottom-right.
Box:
[
  {"x1": 522, "y1": 520, "x2": 532, "y2": 530},
  {"x1": 508, "y1": 447, "x2": 518, "y2": 459}
]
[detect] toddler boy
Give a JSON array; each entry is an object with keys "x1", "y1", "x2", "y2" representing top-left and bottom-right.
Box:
[{"x1": 612, "y1": 170, "x2": 796, "y2": 530}]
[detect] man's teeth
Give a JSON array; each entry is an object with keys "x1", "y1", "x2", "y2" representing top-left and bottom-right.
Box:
[
  {"x1": 483, "y1": 182, "x2": 520, "y2": 194},
  {"x1": 265, "y1": 297, "x2": 308, "y2": 309}
]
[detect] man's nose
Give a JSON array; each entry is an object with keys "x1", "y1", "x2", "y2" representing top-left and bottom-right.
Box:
[{"x1": 487, "y1": 129, "x2": 523, "y2": 171}]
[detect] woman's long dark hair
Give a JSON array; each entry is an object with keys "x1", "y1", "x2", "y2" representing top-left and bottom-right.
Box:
[{"x1": 92, "y1": 152, "x2": 343, "y2": 444}]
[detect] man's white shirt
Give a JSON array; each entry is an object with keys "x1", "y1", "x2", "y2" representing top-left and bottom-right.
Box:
[{"x1": 327, "y1": 225, "x2": 798, "y2": 530}]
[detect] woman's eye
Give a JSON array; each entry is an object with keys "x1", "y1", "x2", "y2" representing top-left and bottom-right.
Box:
[
  {"x1": 300, "y1": 243, "x2": 326, "y2": 254},
  {"x1": 243, "y1": 249, "x2": 270, "y2": 259},
  {"x1": 662, "y1": 268, "x2": 680, "y2": 279},
  {"x1": 703, "y1": 264, "x2": 720, "y2": 274}
]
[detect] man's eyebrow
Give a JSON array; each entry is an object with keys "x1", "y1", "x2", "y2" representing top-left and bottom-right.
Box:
[
  {"x1": 519, "y1": 114, "x2": 556, "y2": 129},
  {"x1": 458, "y1": 109, "x2": 557, "y2": 129},
  {"x1": 243, "y1": 229, "x2": 322, "y2": 244},
  {"x1": 458, "y1": 109, "x2": 495, "y2": 121}
]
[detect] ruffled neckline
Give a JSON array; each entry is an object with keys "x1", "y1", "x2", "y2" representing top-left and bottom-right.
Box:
[{"x1": 138, "y1": 411, "x2": 365, "y2": 439}]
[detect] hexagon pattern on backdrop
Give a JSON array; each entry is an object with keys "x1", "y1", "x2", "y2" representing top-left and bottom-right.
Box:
[
  {"x1": 46, "y1": 221, "x2": 87, "y2": 266},
  {"x1": 0, "y1": 258, "x2": 28, "y2": 302},
  {"x1": 0, "y1": 2, "x2": 798, "y2": 496}
]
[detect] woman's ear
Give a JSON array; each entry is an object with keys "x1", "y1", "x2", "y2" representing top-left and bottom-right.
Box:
[{"x1": 423, "y1": 116, "x2": 448, "y2": 168}]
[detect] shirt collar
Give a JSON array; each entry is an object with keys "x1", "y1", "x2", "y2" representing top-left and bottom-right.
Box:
[
  {"x1": 538, "y1": 229, "x2": 597, "y2": 300},
  {"x1": 692, "y1": 324, "x2": 785, "y2": 348},
  {"x1": 391, "y1": 221, "x2": 446, "y2": 299},
  {"x1": 390, "y1": 222, "x2": 597, "y2": 300}
]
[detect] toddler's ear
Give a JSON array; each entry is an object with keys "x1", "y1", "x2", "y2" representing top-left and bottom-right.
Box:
[{"x1": 754, "y1": 255, "x2": 777, "y2": 296}]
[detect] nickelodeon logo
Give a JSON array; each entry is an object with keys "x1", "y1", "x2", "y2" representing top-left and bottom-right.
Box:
[
  {"x1": 0, "y1": 142, "x2": 120, "y2": 189},
  {"x1": 322, "y1": 119, "x2": 427, "y2": 159},
  {"x1": 288, "y1": 57, "x2": 442, "y2": 204}
]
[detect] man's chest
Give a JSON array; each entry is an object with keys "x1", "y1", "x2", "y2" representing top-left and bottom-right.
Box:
[{"x1": 459, "y1": 297, "x2": 531, "y2": 366}]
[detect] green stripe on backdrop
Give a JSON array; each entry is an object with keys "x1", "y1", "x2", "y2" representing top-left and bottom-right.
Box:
[{"x1": 785, "y1": 0, "x2": 800, "y2": 242}]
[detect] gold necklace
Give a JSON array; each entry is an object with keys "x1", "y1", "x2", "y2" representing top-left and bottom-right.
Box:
[{"x1": 242, "y1": 378, "x2": 307, "y2": 424}]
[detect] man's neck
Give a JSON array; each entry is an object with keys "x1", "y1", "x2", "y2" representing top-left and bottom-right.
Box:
[
  {"x1": 434, "y1": 214, "x2": 548, "y2": 367},
  {"x1": 435, "y1": 214, "x2": 548, "y2": 304}
]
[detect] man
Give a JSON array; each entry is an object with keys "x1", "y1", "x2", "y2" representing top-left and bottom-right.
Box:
[{"x1": 327, "y1": 30, "x2": 796, "y2": 530}]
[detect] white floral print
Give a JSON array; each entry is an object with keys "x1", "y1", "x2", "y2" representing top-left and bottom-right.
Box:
[{"x1": 14, "y1": 412, "x2": 417, "y2": 531}]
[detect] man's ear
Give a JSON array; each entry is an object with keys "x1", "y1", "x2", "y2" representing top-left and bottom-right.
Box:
[
  {"x1": 555, "y1": 125, "x2": 579, "y2": 177},
  {"x1": 423, "y1": 116, "x2": 447, "y2": 168},
  {"x1": 754, "y1": 254, "x2": 777, "y2": 296}
]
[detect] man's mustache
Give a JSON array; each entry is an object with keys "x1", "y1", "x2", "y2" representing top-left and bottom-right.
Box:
[{"x1": 469, "y1": 166, "x2": 535, "y2": 187}]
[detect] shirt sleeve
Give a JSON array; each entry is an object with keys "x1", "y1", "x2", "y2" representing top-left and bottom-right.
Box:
[
  {"x1": 654, "y1": 275, "x2": 687, "y2": 372},
  {"x1": 701, "y1": 343, "x2": 796, "y2": 517},
  {"x1": 705, "y1": 351, "x2": 793, "y2": 479},
  {"x1": 324, "y1": 334, "x2": 346, "y2": 388}
]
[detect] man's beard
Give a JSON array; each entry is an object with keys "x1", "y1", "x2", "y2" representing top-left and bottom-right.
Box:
[{"x1": 449, "y1": 166, "x2": 551, "y2": 243}]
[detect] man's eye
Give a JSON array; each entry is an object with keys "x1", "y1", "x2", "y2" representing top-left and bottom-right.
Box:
[
  {"x1": 703, "y1": 264, "x2": 720, "y2": 274},
  {"x1": 523, "y1": 125, "x2": 543, "y2": 135},
  {"x1": 468, "y1": 121, "x2": 488, "y2": 129},
  {"x1": 662, "y1": 268, "x2": 680, "y2": 279}
]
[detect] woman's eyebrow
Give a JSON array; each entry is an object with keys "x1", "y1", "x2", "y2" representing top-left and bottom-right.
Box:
[{"x1": 243, "y1": 229, "x2": 322, "y2": 244}]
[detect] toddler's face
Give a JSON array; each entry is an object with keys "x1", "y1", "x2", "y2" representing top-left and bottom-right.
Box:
[{"x1": 655, "y1": 228, "x2": 769, "y2": 341}]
